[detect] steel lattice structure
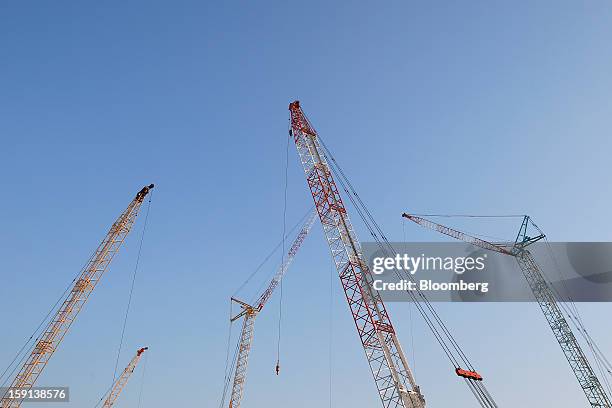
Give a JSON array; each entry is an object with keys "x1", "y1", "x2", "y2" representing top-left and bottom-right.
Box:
[
  {"x1": 0, "y1": 185, "x2": 153, "y2": 408},
  {"x1": 229, "y1": 310, "x2": 256, "y2": 408},
  {"x1": 102, "y1": 347, "x2": 148, "y2": 408},
  {"x1": 516, "y1": 251, "x2": 611, "y2": 407},
  {"x1": 403, "y1": 213, "x2": 612, "y2": 408},
  {"x1": 228, "y1": 211, "x2": 316, "y2": 408},
  {"x1": 289, "y1": 101, "x2": 424, "y2": 408}
]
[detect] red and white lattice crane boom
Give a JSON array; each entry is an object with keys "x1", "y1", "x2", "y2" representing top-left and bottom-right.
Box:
[{"x1": 289, "y1": 101, "x2": 425, "y2": 408}]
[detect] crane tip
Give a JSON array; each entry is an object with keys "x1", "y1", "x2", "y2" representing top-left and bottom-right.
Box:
[{"x1": 135, "y1": 184, "x2": 154, "y2": 201}]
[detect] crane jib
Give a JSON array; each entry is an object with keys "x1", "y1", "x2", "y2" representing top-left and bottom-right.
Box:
[{"x1": 0, "y1": 185, "x2": 153, "y2": 408}]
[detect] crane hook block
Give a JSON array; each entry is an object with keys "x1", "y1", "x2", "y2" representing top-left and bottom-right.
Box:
[
  {"x1": 455, "y1": 367, "x2": 483, "y2": 381},
  {"x1": 275, "y1": 362, "x2": 280, "y2": 375}
]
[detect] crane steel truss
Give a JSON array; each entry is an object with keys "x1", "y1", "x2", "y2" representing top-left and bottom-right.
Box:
[
  {"x1": 228, "y1": 309, "x2": 256, "y2": 408},
  {"x1": 403, "y1": 213, "x2": 612, "y2": 408},
  {"x1": 289, "y1": 101, "x2": 424, "y2": 408},
  {"x1": 102, "y1": 347, "x2": 148, "y2": 408},
  {"x1": 228, "y1": 211, "x2": 316, "y2": 408},
  {"x1": 0, "y1": 185, "x2": 154, "y2": 408}
]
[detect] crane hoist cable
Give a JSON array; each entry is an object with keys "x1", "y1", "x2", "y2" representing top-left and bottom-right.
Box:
[
  {"x1": 111, "y1": 191, "x2": 152, "y2": 388},
  {"x1": 232, "y1": 209, "x2": 314, "y2": 300},
  {"x1": 222, "y1": 211, "x2": 317, "y2": 408},
  {"x1": 328, "y1": 158, "x2": 496, "y2": 407},
  {"x1": 511, "y1": 223, "x2": 610, "y2": 404},
  {"x1": 327, "y1": 161, "x2": 498, "y2": 406},
  {"x1": 0, "y1": 254, "x2": 93, "y2": 387},
  {"x1": 532, "y1": 223, "x2": 612, "y2": 396},
  {"x1": 0, "y1": 185, "x2": 154, "y2": 408},
  {"x1": 402, "y1": 212, "x2": 612, "y2": 407},
  {"x1": 327, "y1": 256, "x2": 334, "y2": 408},
  {"x1": 276, "y1": 129, "x2": 292, "y2": 375}
]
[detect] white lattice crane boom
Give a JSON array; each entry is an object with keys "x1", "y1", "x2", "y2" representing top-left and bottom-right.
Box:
[{"x1": 227, "y1": 211, "x2": 316, "y2": 408}]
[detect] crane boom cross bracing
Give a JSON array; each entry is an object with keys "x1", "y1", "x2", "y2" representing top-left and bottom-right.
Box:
[
  {"x1": 0, "y1": 184, "x2": 153, "y2": 408},
  {"x1": 289, "y1": 101, "x2": 424, "y2": 408},
  {"x1": 402, "y1": 213, "x2": 612, "y2": 408},
  {"x1": 102, "y1": 347, "x2": 148, "y2": 408},
  {"x1": 227, "y1": 211, "x2": 316, "y2": 408}
]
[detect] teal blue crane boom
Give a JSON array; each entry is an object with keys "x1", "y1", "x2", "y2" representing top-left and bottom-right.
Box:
[{"x1": 403, "y1": 213, "x2": 612, "y2": 408}]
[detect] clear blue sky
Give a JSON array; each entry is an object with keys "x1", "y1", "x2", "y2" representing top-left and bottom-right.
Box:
[{"x1": 1, "y1": 1, "x2": 612, "y2": 407}]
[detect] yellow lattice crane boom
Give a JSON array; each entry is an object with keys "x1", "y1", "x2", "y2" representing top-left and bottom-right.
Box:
[
  {"x1": 0, "y1": 184, "x2": 153, "y2": 408},
  {"x1": 102, "y1": 347, "x2": 148, "y2": 408}
]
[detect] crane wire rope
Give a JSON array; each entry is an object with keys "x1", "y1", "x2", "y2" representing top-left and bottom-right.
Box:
[
  {"x1": 328, "y1": 255, "x2": 334, "y2": 408},
  {"x1": 528, "y1": 220, "x2": 612, "y2": 396},
  {"x1": 93, "y1": 380, "x2": 115, "y2": 408},
  {"x1": 410, "y1": 213, "x2": 524, "y2": 218},
  {"x1": 246, "y1": 208, "x2": 315, "y2": 306},
  {"x1": 0, "y1": 250, "x2": 95, "y2": 389},
  {"x1": 232, "y1": 209, "x2": 313, "y2": 302},
  {"x1": 318, "y1": 135, "x2": 468, "y2": 365},
  {"x1": 276, "y1": 130, "x2": 291, "y2": 374},
  {"x1": 219, "y1": 305, "x2": 242, "y2": 408},
  {"x1": 219, "y1": 300, "x2": 235, "y2": 407},
  {"x1": 402, "y1": 221, "x2": 417, "y2": 376},
  {"x1": 329, "y1": 172, "x2": 493, "y2": 405},
  {"x1": 315, "y1": 134, "x2": 496, "y2": 407},
  {"x1": 110, "y1": 192, "x2": 153, "y2": 387},
  {"x1": 410, "y1": 214, "x2": 524, "y2": 242}
]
